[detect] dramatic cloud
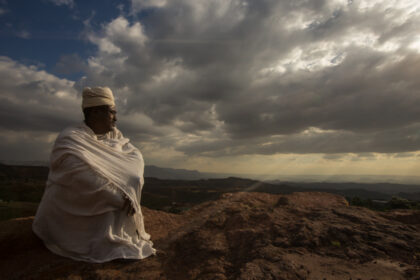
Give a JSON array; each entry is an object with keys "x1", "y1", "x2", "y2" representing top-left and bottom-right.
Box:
[
  {"x1": 77, "y1": 0, "x2": 420, "y2": 158},
  {"x1": 54, "y1": 53, "x2": 87, "y2": 75},
  {"x1": 1, "y1": 0, "x2": 420, "y2": 174},
  {"x1": 0, "y1": 57, "x2": 79, "y2": 160}
]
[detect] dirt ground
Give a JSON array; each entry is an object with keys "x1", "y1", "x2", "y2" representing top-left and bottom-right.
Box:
[{"x1": 1, "y1": 192, "x2": 419, "y2": 279}]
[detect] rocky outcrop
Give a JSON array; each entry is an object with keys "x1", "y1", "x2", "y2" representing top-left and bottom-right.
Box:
[{"x1": 0, "y1": 192, "x2": 419, "y2": 279}]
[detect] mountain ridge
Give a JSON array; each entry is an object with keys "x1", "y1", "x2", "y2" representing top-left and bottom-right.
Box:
[{"x1": 3, "y1": 161, "x2": 420, "y2": 184}]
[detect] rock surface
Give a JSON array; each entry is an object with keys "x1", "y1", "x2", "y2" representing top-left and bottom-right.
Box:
[{"x1": 1, "y1": 192, "x2": 419, "y2": 279}]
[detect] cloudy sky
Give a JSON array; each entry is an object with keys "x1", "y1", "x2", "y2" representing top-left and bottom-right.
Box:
[{"x1": 1, "y1": 0, "x2": 420, "y2": 179}]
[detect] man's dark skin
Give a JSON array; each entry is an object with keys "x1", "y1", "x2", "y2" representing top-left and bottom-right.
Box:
[
  {"x1": 83, "y1": 105, "x2": 135, "y2": 216},
  {"x1": 84, "y1": 105, "x2": 117, "y2": 135}
]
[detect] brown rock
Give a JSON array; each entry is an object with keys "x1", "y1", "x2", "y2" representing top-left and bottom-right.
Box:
[{"x1": 1, "y1": 192, "x2": 419, "y2": 280}]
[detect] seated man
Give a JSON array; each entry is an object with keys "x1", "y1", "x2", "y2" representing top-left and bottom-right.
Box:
[{"x1": 33, "y1": 87, "x2": 155, "y2": 263}]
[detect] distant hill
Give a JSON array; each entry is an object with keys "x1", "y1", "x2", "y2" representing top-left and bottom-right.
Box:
[
  {"x1": 270, "y1": 181, "x2": 420, "y2": 195},
  {"x1": 145, "y1": 165, "x2": 204, "y2": 180},
  {"x1": 398, "y1": 192, "x2": 420, "y2": 201},
  {"x1": 1, "y1": 163, "x2": 420, "y2": 219},
  {"x1": 1, "y1": 163, "x2": 420, "y2": 223},
  {"x1": 0, "y1": 164, "x2": 49, "y2": 180},
  {"x1": 0, "y1": 162, "x2": 225, "y2": 180}
]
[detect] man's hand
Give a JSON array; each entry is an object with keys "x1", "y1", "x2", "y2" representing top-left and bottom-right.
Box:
[{"x1": 122, "y1": 196, "x2": 136, "y2": 216}]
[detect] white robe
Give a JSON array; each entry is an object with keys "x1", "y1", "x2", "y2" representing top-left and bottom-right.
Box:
[{"x1": 33, "y1": 123, "x2": 156, "y2": 263}]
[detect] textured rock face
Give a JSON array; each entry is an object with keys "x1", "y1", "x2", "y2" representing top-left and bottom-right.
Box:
[{"x1": 1, "y1": 192, "x2": 419, "y2": 280}]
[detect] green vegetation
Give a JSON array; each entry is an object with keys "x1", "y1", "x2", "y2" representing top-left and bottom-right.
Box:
[
  {"x1": 0, "y1": 201, "x2": 39, "y2": 221},
  {"x1": 348, "y1": 196, "x2": 420, "y2": 211},
  {"x1": 141, "y1": 186, "x2": 223, "y2": 213},
  {"x1": 0, "y1": 178, "x2": 46, "y2": 221},
  {"x1": 330, "y1": 240, "x2": 341, "y2": 247},
  {"x1": 0, "y1": 179, "x2": 45, "y2": 202}
]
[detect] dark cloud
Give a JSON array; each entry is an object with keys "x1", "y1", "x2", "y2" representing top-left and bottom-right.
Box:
[
  {"x1": 0, "y1": 129, "x2": 55, "y2": 162},
  {"x1": 54, "y1": 53, "x2": 87, "y2": 76},
  {"x1": 0, "y1": 56, "x2": 80, "y2": 135},
  {"x1": 1, "y1": 0, "x2": 420, "y2": 164},
  {"x1": 176, "y1": 123, "x2": 420, "y2": 157},
  {"x1": 77, "y1": 0, "x2": 420, "y2": 156},
  {"x1": 0, "y1": 99, "x2": 76, "y2": 132}
]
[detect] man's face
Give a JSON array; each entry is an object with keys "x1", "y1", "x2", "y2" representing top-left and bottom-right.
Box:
[
  {"x1": 104, "y1": 105, "x2": 117, "y2": 132},
  {"x1": 92, "y1": 105, "x2": 117, "y2": 133}
]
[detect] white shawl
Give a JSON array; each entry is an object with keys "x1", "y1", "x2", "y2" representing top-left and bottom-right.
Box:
[{"x1": 33, "y1": 123, "x2": 156, "y2": 263}]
